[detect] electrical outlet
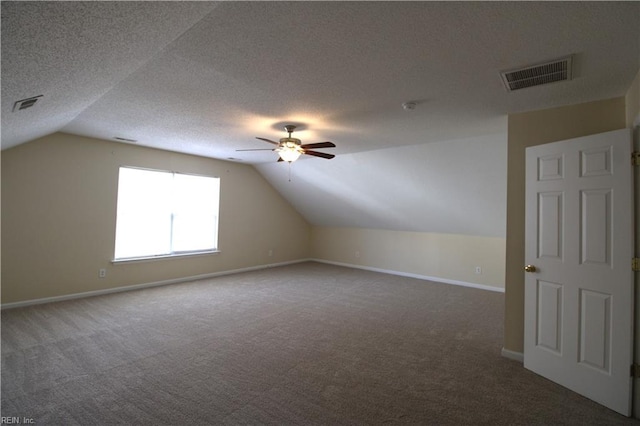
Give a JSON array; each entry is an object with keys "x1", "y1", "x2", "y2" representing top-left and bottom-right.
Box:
[
  {"x1": 99, "y1": 268, "x2": 107, "y2": 278},
  {"x1": 355, "y1": 251, "x2": 360, "y2": 259},
  {"x1": 268, "y1": 249, "x2": 273, "y2": 257},
  {"x1": 475, "y1": 266, "x2": 482, "y2": 274}
]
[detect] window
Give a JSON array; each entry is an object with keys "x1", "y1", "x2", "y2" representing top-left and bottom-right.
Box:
[{"x1": 114, "y1": 167, "x2": 220, "y2": 260}]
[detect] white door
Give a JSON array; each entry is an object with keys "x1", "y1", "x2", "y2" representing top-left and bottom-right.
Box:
[{"x1": 524, "y1": 128, "x2": 634, "y2": 416}]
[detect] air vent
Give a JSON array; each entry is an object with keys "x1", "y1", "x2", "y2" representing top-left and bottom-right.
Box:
[
  {"x1": 501, "y1": 56, "x2": 572, "y2": 92},
  {"x1": 12, "y1": 95, "x2": 43, "y2": 112},
  {"x1": 114, "y1": 136, "x2": 137, "y2": 143}
]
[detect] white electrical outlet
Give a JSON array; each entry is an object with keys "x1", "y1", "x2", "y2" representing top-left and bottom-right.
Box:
[
  {"x1": 268, "y1": 249, "x2": 273, "y2": 257},
  {"x1": 99, "y1": 268, "x2": 107, "y2": 278},
  {"x1": 475, "y1": 266, "x2": 482, "y2": 274},
  {"x1": 355, "y1": 251, "x2": 361, "y2": 258}
]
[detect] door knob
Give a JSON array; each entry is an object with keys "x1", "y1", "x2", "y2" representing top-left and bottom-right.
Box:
[{"x1": 524, "y1": 265, "x2": 537, "y2": 273}]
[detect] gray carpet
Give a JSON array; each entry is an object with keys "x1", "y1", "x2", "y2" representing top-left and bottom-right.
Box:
[{"x1": 1, "y1": 261, "x2": 638, "y2": 425}]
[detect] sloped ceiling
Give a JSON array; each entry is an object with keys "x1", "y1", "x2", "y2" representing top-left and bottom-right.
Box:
[
  {"x1": 2, "y1": 2, "x2": 639, "y2": 237},
  {"x1": 256, "y1": 133, "x2": 508, "y2": 237}
]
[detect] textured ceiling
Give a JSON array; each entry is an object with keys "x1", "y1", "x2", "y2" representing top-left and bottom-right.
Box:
[
  {"x1": 2, "y1": 2, "x2": 639, "y2": 237},
  {"x1": 2, "y1": 2, "x2": 638, "y2": 159}
]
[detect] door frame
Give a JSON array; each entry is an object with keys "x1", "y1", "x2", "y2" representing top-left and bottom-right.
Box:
[{"x1": 633, "y1": 120, "x2": 640, "y2": 418}]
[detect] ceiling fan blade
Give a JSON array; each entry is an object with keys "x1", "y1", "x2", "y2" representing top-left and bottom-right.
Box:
[
  {"x1": 303, "y1": 150, "x2": 335, "y2": 159},
  {"x1": 236, "y1": 148, "x2": 275, "y2": 152},
  {"x1": 300, "y1": 141, "x2": 336, "y2": 149},
  {"x1": 256, "y1": 137, "x2": 280, "y2": 145}
]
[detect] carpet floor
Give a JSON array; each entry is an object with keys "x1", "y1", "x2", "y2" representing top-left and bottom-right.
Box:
[{"x1": 2, "y1": 261, "x2": 638, "y2": 425}]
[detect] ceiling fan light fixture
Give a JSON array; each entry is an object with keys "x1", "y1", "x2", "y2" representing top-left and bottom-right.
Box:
[
  {"x1": 244, "y1": 124, "x2": 336, "y2": 163},
  {"x1": 277, "y1": 141, "x2": 303, "y2": 162}
]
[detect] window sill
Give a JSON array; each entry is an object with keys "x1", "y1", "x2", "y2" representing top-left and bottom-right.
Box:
[{"x1": 112, "y1": 250, "x2": 220, "y2": 264}]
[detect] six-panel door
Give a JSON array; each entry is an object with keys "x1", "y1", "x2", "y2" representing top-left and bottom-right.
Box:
[{"x1": 524, "y1": 129, "x2": 633, "y2": 416}]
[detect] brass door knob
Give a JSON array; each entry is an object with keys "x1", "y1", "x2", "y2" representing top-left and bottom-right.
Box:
[{"x1": 524, "y1": 265, "x2": 537, "y2": 273}]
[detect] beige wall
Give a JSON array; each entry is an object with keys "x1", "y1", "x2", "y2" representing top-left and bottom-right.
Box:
[
  {"x1": 627, "y1": 68, "x2": 640, "y2": 127},
  {"x1": 1, "y1": 133, "x2": 311, "y2": 304},
  {"x1": 504, "y1": 97, "x2": 627, "y2": 353},
  {"x1": 311, "y1": 227, "x2": 506, "y2": 289}
]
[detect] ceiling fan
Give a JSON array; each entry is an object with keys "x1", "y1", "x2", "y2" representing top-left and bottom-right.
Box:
[{"x1": 237, "y1": 125, "x2": 336, "y2": 162}]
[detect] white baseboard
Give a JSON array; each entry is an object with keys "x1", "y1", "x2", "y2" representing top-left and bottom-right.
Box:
[
  {"x1": 501, "y1": 347, "x2": 524, "y2": 363},
  {"x1": 3, "y1": 258, "x2": 504, "y2": 309},
  {"x1": 310, "y1": 258, "x2": 505, "y2": 293},
  {"x1": 1, "y1": 259, "x2": 311, "y2": 310}
]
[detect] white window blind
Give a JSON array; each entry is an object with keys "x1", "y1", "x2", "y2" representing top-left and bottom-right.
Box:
[{"x1": 114, "y1": 167, "x2": 220, "y2": 260}]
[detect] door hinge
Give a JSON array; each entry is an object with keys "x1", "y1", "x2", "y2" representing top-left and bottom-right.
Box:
[
  {"x1": 631, "y1": 364, "x2": 640, "y2": 378},
  {"x1": 633, "y1": 258, "x2": 640, "y2": 272},
  {"x1": 632, "y1": 151, "x2": 640, "y2": 166}
]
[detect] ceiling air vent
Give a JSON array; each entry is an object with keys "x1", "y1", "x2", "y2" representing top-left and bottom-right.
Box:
[
  {"x1": 501, "y1": 56, "x2": 572, "y2": 92},
  {"x1": 114, "y1": 136, "x2": 137, "y2": 143},
  {"x1": 12, "y1": 95, "x2": 43, "y2": 112}
]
